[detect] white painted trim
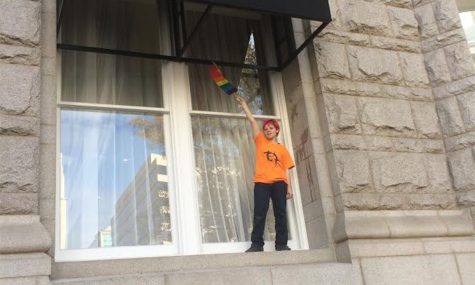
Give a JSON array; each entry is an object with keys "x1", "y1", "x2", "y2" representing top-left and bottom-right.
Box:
[
  {"x1": 166, "y1": 62, "x2": 202, "y2": 255},
  {"x1": 55, "y1": 245, "x2": 177, "y2": 262},
  {"x1": 54, "y1": 55, "x2": 309, "y2": 261},
  {"x1": 162, "y1": 66, "x2": 181, "y2": 256},
  {"x1": 269, "y1": 72, "x2": 310, "y2": 250},
  {"x1": 190, "y1": 110, "x2": 279, "y2": 119},
  {"x1": 201, "y1": 239, "x2": 300, "y2": 254},
  {"x1": 55, "y1": 50, "x2": 62, "y2": 258},
  {"x1": 54, "y1": 54, "x2": 180, "y2": 262},
  {"x1": 58, "y1": 101, "x2": 169, "y2": 114}
]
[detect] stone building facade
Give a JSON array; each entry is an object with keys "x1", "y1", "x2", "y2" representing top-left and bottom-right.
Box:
[{"x1": 0, "y1": 0, "x2": 474, "y2": 284}]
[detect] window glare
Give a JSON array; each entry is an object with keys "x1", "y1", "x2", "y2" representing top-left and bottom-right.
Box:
[{"x1": 460, "y1": 11, "x2": 475, "y2": 45}]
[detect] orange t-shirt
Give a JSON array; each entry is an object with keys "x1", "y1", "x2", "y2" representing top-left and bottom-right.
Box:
[{"x1": 254, "y1": 133, "x2": 295, "y2": 184}]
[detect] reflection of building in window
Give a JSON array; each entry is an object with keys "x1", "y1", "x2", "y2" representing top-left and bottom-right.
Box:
[
  {"x1": 112, "y1": 154, "x2": 171, "y2": 246},
  {"x1": 99, "y1": 226, "x2": 113, "y2": 247},
  {"x1": 89, "y1": 226, "x2": 113, "y2": 248}
]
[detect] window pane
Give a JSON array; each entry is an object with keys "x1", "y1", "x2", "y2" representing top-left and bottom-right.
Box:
[
  {"x1": 183, "y1": 4, "x2": 275, "y2": 65},
  {"x1": 460, "y1": 11, "x2": 475, "y2": 43},
  {"x1": 192, "y1": 116, "x2": 277, "y2": 243},
  {"x1": 186, "y1": 6, "x2": 275, "y2": 114},
  {"x1": 189, "y1": 63, "x2": 274, "y2": 114},
  {"x1": 60, "y1": 0, "x2": 170, "y2": 55},
  {"x1": 61, "y1": 50, "x2": 163, "y2": 107},
  {"x1": 460, "y1": 11, "x2": 475, "y2": 57},
  {"x1": 60, "y1": 109, "x2": 171, "y2": 249}
]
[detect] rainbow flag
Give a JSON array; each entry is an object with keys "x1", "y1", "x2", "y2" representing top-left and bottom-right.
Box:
[{"x1": 209, "y1": 65, "x2": 237, "y2": 95}]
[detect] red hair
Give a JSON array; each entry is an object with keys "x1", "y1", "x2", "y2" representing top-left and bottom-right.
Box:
[{"x1": 262, "y1": 119, "x2": 280, "y2": 135}]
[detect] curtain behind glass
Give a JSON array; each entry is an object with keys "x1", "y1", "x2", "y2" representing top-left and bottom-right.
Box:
[
  {"x1": 60, "y1": 0, "x2": 165, "y2": 107},
  {"x1": 186, "y1": 10, "x2": 273, "y2": 114},
  {"x1": 60, "y1": 0, "x2": 168, "y2": 54},
  {"x1": 61, "y1": 50, "x2": 163, "y2": 107},
  {"x1": 60, "y1": 109, "x2": 171, "y2": 249},
  {"x1": 193, "y1": 117, "x2": 277, "y2": 243}
]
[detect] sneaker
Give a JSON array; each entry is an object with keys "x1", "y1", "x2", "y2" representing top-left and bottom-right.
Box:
[
  {"x1": 245, "y1": 245, "x2": 264, "y2": 252},
  {"x1": 275, "y1": 245, "x2": 291, "y2": 251}
]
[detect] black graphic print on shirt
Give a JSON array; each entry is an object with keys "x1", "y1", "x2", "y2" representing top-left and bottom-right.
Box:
[{"x1": 264, "y1": 150, "x2": 281, "y2": 167}]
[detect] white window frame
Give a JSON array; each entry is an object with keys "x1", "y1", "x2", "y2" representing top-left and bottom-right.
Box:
[
  {"x1": 55, "y1": 52, "x2": 181, "y2": 262},
  {"x1": 54, "y1": 56, "x2": 309, "y2": 263}
]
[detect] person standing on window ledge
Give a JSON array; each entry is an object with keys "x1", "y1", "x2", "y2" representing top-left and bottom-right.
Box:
[{"x1": 235, "y1": 95, "x2": 295, "y2": 252}]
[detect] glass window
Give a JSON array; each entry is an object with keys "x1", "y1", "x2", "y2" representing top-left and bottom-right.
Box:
[
  {"x1": 192, "y1": 117, "x2": 279, "y2": 243},
  {"x1": 185, "y1": 5, "x2": 275, "y2": 113},
  {"x1": 60, "y1": 0, "x2": 170, "y2": 55},
  {"x1": 60, "y1": 110, "x2": 170, "y2": 249},
  {"x1": 61, "y1": 50, "x2": 163, "y2": 107},
  {"x1": 57, "y1": 0, "x2": 303, "y2": 259},
  {"x1": 186, "y1": 12, "x2": 282, "y2": 243},
  {"x1": 460, "y1": 11, "x2": 475, "y2": 55}
]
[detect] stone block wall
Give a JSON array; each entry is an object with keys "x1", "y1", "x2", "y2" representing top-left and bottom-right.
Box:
[
  {"x1": 303, "y1": 0, "x2": 475, "y2": 282},
  {"x1": 0, "y1": 0, "x2": 52, "y2": 283},
  {"x1": 414, "y1": 0, "x2": 475, "y2": 208},
  {"x1": 0, "y1": 0, "x2": 41, "y2": 215},
  {"x1": 310, "y1": 0, "x2": 459, "y2": 211}
]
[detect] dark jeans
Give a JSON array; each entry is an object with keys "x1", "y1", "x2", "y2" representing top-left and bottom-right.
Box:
[{"x1": 250, "y1": 181, "x2": 288, "y2": 247}]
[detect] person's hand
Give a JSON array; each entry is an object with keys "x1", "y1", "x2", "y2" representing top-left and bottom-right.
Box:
[
  {"x1": 234, "y1": 94, "x2": 244, "y2": 106},
  {"x1": 286, "y1": 188, "x2": 293, "y2": 200}
]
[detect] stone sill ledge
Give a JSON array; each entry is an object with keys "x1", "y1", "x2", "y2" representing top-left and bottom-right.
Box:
[
  {"x1": 51, "y1": 248, "x2": 336, "y2": 280},
  {"x1": 334, "y1": 210, "x2": 475, "y2": 242},
  {"x1": 336, "y1": 236, "x2": 475, "y2": 259}
]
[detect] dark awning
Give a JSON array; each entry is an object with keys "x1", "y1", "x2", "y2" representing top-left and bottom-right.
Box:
[
  {"x1": 175, "y1": 0, "x2": 332, "y2": 70},
  {"x1": 190, "y1": 0, "x2": 332, "y2": 22},
  {"x1": 57, "y1": 0, "x2": 331, "y2": 71}
]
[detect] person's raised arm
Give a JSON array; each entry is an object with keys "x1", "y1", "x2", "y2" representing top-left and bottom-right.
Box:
[{"x1": 234, "y1": 94, "x2": 260, "y2": 137}]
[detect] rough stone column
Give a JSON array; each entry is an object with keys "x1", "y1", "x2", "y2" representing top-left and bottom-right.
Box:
[
  {"x1": 414, "y1": 0, "x2": 475, "y2": 216},
  {"x1": 0, "y1": 0, "x2": 52, "y2": 284},
  {"x1": 304, "y1": 0, "x2": 474, "y2": 269}
]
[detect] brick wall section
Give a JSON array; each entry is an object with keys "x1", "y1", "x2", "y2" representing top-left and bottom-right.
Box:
[
  {"x1": 310, "y1": 0, "x2": 458, "y2": 210},
  {"x1": 414, "y1": 0, "x2": 475, "y2": 207},
  {"x1": 0, "y1": 0, "x2": 42, "y2": 215}
]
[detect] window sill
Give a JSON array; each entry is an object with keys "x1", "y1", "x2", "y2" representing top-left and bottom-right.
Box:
[{"x1": 51, "y1": 248, "x2": 335, "y2": 280}]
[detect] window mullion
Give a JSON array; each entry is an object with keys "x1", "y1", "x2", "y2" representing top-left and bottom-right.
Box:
[
  {"x1": 165, "y1": 62, "x2": 202, "y2": 255},
  {"x1": 269, "y1": 72, "x2": 309, "y2": 250}
]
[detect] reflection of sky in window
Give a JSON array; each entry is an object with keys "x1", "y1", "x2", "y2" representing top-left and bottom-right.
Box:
[{"x1": 60, "y1": 110, "x2": 165, "y2": 249}]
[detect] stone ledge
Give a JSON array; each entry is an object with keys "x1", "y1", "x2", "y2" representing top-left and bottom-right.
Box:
[
  {"x1": 0, "y1": 276, "x2": 50, "y2": 285},
  {"x1": 337, "y1": 236, "x2": 475, "y2": 259},
  {"x1": 0, "y1": 253, "x2": 51, "y2": 278},
  {"x1": 0, "y1": 215, "x2": 52, "y2": 253},
  {"x1": 359, "y1": 253, "x2": 462, "y2": 284},
  {"x1": 334, "y1": 210, "x2": 475, "y2": 242},
  {"x1": 51, "y1": 263, "x2": 353, "y2": 285},
  {"x1": 51, "y1": 248, "x2": 335, "y2": 280}
]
